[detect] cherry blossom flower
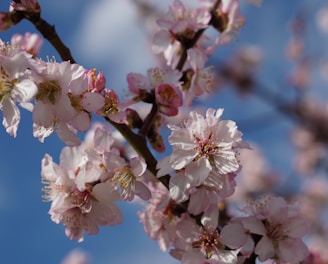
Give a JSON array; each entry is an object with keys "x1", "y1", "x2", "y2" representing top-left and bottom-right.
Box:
[
  {"x1": 152, "y1": 0, "x2": 211, "y2": 68},
  {"x1": 202, "y1": 0, "x2": 245, "y2": 51},
  {"x1": 158, "y1": 108, "x2": 245, "y2": 193},
  {"x1": 171, "y1": 214, "x2": 239, "y2": 264},
  {"x1": 127, "y1": 67, "x2": 183, "y2": 116},
  {"x1": 138, "y1": 182, "x2": 182, "y2": 252},
  {"x1": 105, "y1": 154, "x2": 151, "y2": 201},
  {"x1": 33, "y1": 61, "x2": 104, "y2": 145},
  {"x1": 42, "y1": 145, "x2": 123, "y2": 242},
  {"x1": 0, "y1": 47, "x2": 38, "y2": 137},
  {"x1": 242, "y1": 195, "x2": 309, "y2": 263},
  {"x1": 181, "y1": 48, "x2": 215, "y2": 106}
]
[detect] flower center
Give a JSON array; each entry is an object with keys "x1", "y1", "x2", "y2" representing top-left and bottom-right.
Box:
[
  {"x1": 192, "y1": 227, "x2": 221, "y2": 258},
  {"x1": 0, "y1": 68, "x2": 16, "y2": 102},
  {"x1": 101, "y1": 91, "x2": 118, "y2": 115},
  {"x1": 36, "y1": 80, "x2": 61, "y2": 104},
  {"x1": 112, "y1": 167, "x2": 136, "y2": 200},
  {"x1": 265, "y1": 221, "x2": 288, "y2": 241}
]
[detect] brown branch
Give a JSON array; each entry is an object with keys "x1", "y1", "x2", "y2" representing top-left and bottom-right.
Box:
[{"x1": 9, "y1": 8, "x2": 75, "y2": 63}]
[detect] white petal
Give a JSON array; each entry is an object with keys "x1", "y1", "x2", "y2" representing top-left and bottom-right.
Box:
[{"x1": 1, "y1": 97, "x2": 20, "y2": 137}]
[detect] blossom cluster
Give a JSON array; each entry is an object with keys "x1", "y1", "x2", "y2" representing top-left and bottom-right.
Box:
[{"x1": 0, "y1": 0, "x2": 313, "y2": 263}]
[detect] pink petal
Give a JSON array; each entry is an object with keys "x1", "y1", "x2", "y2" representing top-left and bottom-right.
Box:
[
  {"x1": 81, "y1": 92, "x2": 105, "y2": 112},
  {"x1": 1, "y1": 97, "x2": 20, "y2": 137}
]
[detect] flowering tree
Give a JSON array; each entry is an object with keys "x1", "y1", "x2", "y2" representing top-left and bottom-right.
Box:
[{"x1": 0, "y1": 0, "x2": 327, "y2": 263}]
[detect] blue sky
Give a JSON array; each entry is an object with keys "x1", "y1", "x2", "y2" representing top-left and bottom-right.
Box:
[{"x1": 0, "y1": 0, "x2": 327, "y2": 263}]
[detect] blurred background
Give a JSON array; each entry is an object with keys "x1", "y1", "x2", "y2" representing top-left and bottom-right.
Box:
[{"x1": 0, "y1": 0, "x2": 328, "y2": 263}]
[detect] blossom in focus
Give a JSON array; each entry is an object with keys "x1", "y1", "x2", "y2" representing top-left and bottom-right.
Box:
[
  {"x1": 106, "y1": 155, "x2": 151, "y2": 201},
  {"x1": 171, "y1": 214, "x2": 239, "y2": 264},
  {"x1": 158, "y1": 108, "x2": 245, "y2": 195},
  {"x1": 127, "y1": 67, "x2": 183, "y2": 116},
  {"x1": 152, "y1": 0, "x2": 211, "y2": 68},
  {"x1": 42, "y1": 145, "x2": 123, "y2": 242},
  {"x1": 0, "y1": 45, "x2": 38, "y2": 137},
  {"x1": 138, "y1": 182, "x2": 181, "y2": 252},
  {"x1": 33, "y1": 61, "x2": 104, "y2": 146}
]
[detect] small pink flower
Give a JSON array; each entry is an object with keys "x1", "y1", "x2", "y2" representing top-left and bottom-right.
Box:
[
  {"x1": 42, "y1": 145, "x2": 123, "y2": 242},
  {"x1": 0, "y1": 50, "x2": 38, "y2": 137},
  {"x1": 85, "y1": 68, "x2": 106, "y2": 92},
  {"x1": 243, "y1": 196, "x2": 309, "y2": 263},
  {"x1": 155, "y1": 83, "x2": 182, "y2": 116}
]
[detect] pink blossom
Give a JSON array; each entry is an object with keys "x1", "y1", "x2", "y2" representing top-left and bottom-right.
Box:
[
  {"x1": 104, "y1": 154, "x2": 151, "y2": 201},
  {"x1": 0, "y1": 50, "x2": 38, "y2": 137},
  {"x1": 159, "y1": 108, "x2": 245, "y2": 192},
  {"x1": 172, "y1": 215, "x2": 239, "y2": 263},
  {"x1": 11, "y1": 32, "x2": 43, "y2": 57},
  {"x1": 127, "y1": 67, "x2": 183, "y2": 116},
  {"x1": 152, "y1": 0, "x2": 211, "y2": 68},
  {"x1": 182, "y1": 49, "x2": 215, "y2": 105},
  {"x1": 85, "y1": 68, "x2": 106, "y2": 92},
  {"x1": 138, "y1": 182, "x2": 181, "y2": 252},
  {"x1": 42, "y1": 145, "x2": 123, "y2": 242},
  {"x1": 202, "y1": 0, "x2": 245, "y2": 53},
  {"x1": 33, "y1": 61, "x2": 104, "y2": 145},
  {"x1": 243, "y1": 196, "x2": 309, "y2": 263}
]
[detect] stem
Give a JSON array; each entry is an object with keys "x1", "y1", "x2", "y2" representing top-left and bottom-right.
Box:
[
  {"x1": 10, "y1": 8, "x2": 76, "y2": 63},
  {"x1": 139, "y1": 102, "x2": 158, "y2": 137}
]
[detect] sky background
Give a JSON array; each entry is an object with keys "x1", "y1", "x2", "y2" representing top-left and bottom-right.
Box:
[{"x1": 0, "y1": 0, "x2": 327, "y2": 263}]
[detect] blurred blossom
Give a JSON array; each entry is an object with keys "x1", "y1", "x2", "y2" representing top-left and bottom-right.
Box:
[
  {"x1": 11, "y1": 32, "x2": 43, "y2": 57},
  {"x1": 287, "y1": 58, "x2": 311, "y2": 89},
  {"x1": 231, "y1": 145, "x2": 280, "y2": 201},
  {"x1": 285, "y1": 38, "x2": 304, "y2": 61},
  {"x1": 61, "y1": 249, "x2": 90, "y2": 264},
  {"x1": 316, "y1": 6, "x2": 328, "y2": 34},
  {"x1": 299, "y1": 177, "x2": 328, "y2": 223},
  {"x1": 218, "y1": 46, "x2": 262, "y2": 94},
  {"x1": 291, "y1": 127, "x2": 324, "y2": 175}
]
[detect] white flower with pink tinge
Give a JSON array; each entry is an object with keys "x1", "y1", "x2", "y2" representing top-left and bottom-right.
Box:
[
  {"x1": 138, "y1": 182, "x2": 181, "y2": 252},
  {"x1": 127, "y1": 67, "x2": 183, "y2": 116},
  {"x1": 33, "y1": 61, "x2": 104, "y2": 146},
  {"x1": 152, "y1": 0, "x2": 211, "y2": 69},
  {"x1": 158, "y1": 108, "x2": 245, "y2": 191},
  {"x1": 171, "y1": 214, "x2": 239, "y2": 264},
  {"x1": 224, "y1": 196, "x2": 309, "y2": 263},
  {"x1": 42, "y1": 145, "x2": 122, "y2": 242},
  {"x1": 0, "y1": 47, "x2": 39, "y2": 137}
]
